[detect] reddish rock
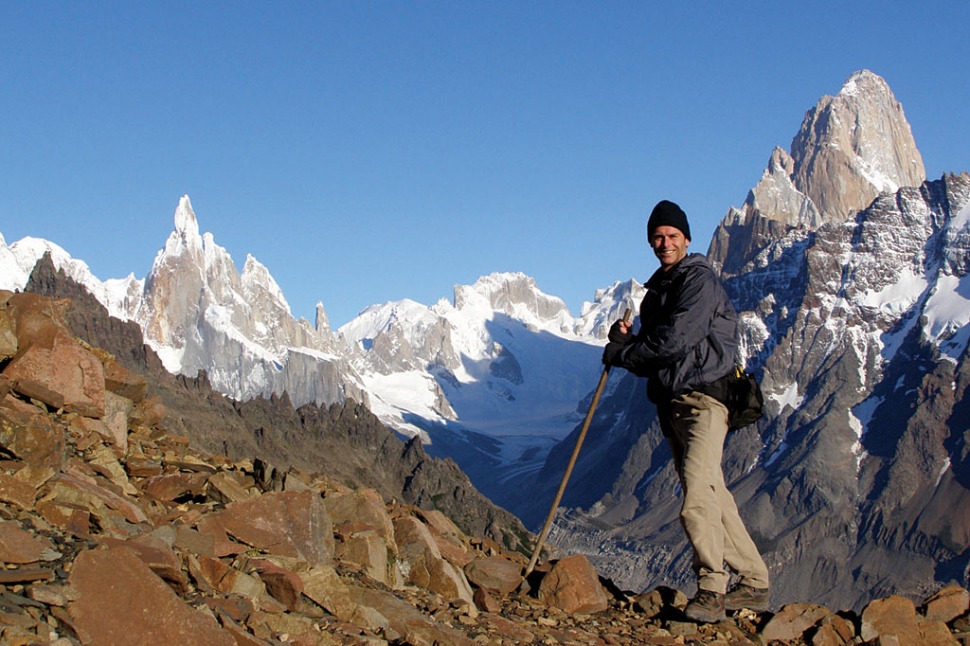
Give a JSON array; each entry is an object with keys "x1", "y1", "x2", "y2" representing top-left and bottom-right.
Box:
[
  {"x1": 300, "y1": 564, "x2": 356, "y2": 621},
  {"x1": 102, "y1": 357, "x2": 148, "y2": 403},
  {"x1": 143, "y1": 471, "x2": 209, "y2": 501},
  {"x1": 172, "y1": 524, "x2": 216, "y2": 558},
  {"x1": 403, "y1": 618, "x2": 480, "y2": 646},
  {"x1": 394, "y1": 513, "x2": 437, "y2": 553},
  {"x1": 419, "y1": 508, "x2": 465, "y2": 541},
  {"x1": 100, "y1": 535, "x2": 187, "y2": 590},
  {"x1": 124, "y1": 455, "x2": 164, "y2": 477},
  {"x1": 13, "y1": 463, "x2": 56, "y2": 489},
  {"x1": 325, "y1": 487, "x2": 395, "y2": 543},
  {"x1": 0, "y1": 299, "x2": 17, "y2": 359},
  {"x1": 204, "y1": 489, "x2": 334, "y2": 565},
  {"x1": 0, "y1": 471, "x2": 38, "y2": 510},
  {"x1": 206, "y1": 470, "x2": 257, "y2": 503},
  {"x1": 49, "y1": 471, "x2": 149, "y2": 525},
  {"x1": 101, "y1": 390, "x2": 133, "y2": 451},
  {"x1": 482, "y1": 613, "x2": 537, "y2": 642},
  {"x1": 923, "y1": 585, "x2": 970, "y2": 623},
  {"x1": 192, "y1": 555, "x2": 232, "y2": 592},
  {"x1": 917, "y1": 617, "x2": 962, "y2": 645},
  {"x1": 85, "y1": 442, "x2": 135, "y2": 494},
  {"x1": 394, "y1": 514, "x2": 474, "y2": 604},
  {"x1": 35, "y1": 499, "x2": 91, "y2": 536},
  {"x1": 204, "y1": 594, "x2": 256, "y2": 623},
  {"x1": 3, "y1": 293, "x2": 105, "y2": 419},
  {"x1": 251, "y1": 559, "x2": 305, "y2": 611},
  {"x1": 0, "y1": 521, "x2": 60, "y2": 564},
  {"x1": 335, "y1": 529, "x2": 391, "y2": 586},
  {"x1": 536, "y1": 554, "x2": 610, "y2": 615},
  {"x1": 131, "y1": 394, "x2": 166, "y2": 428},
  {"x1": 761, "y1": 603, "x2": 832, "y2": 642},
  {"x1": 0, "y1": 401, "x2": 67, "y2": 471},
  {"x1": 811, "y1": 613, "x2": 856, "y2": 646},
  {"x1": 68, "y1": 544, "x2": 235, "y2": 646},
  {"x1": 348, "y1": 585, "x2": 477, "y2": 645},
  {"x1": 464, "y1": 555, "x2": 524, "y2": 596},
  {"x1": 473, "y1": 587, "x2": 503, "y2": 614},
  {"x1": 215, "y1": 612, "x2": 275, "y2": 646},
  {"x1": 4, "y1": 293, "x2": 71, "y2": 345},
  {"x1": 634, "y1": 589, "x2": 665, "y2": 618},
  {"x1": 861, "y1": 595, "x2": 920, "y2": 644},
  {"x1": 193, "y1": 517, "x2": 249, "y2": 558},
  {"x1": 436, "y1": 534, "x2": 476, "y2": 567}
]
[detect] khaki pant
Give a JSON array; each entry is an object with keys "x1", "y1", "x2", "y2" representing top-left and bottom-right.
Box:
[{"x1": 662, "y1": 391, "x2": 769, "y2": 594}]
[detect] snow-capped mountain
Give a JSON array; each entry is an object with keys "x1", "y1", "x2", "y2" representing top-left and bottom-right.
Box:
[
  {"x1": 334, "y1": 273, "x2": 642, "y2": 504},
  {"x1": 540, "y1": 70, "x2": 970, "y2": 612},
  {"x1": 3, "y1": 68, "x2": 967, "y2": 612},
  {"x1": 0, "y1": 203, "x2": 642, "y2": 510}
]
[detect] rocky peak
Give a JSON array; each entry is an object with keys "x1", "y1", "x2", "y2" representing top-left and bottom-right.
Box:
[
  {"x1": 710, "y1": 70, "x2": 927, "y2": 277},
  {"x1": 452, "y1": 272, "x2": 572, "y2": 331},
  {"x1": 314, "y1": 301, "x2": 331, "y2": 333},
  {"x1": 791, "y1": 69, "x2": 926, "y2": 223},
  {"x1": 172, "y1": 194, "x2": 203, "y2": 249},
  {"x1": 747, "y1": 146, "x2": 822, "y2": 229}
]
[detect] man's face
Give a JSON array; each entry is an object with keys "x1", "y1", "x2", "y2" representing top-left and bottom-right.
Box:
[{"x1": 650, "y1": 225, "x2": 690, "y2": 270}]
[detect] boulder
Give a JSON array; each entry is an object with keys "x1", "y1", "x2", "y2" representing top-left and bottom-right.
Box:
[
  {"x1": 142, "y1": 471, "x2": 208, "y2": 502},
  {"x1": 4, "y1": 293, "x2": 105, "y2": 418},
  {"x1": 861, "y1": 595, "x2": 920, "y2": 644},
  {"x1": 0, "y1": 471, "x2": 38, "y2": 510},
  {"x1": 300, "y1": 564, "x2": 356, "y2": 621},
  {"x1": 335, "y1": 528, "x2": 393, "y2": 586},
  {"x1": 201, "y1": 489, "x2": 334, "y2": 566},
  {"x1": 394, "y1": 513, "x2": 475, "y2": 605},
  {"x1": 536, "y1": 554, "x2": 610, "y2": 615},
  {"x1": 325, "y1": 487, "x2": 395, "y2": 543},
  {"x1": 464, "y1": 555, "x2": 524, "y2": 596},
  {"x1": 0, "y1": 520, "x2": 60, "y2": 564},
  {"x1": 761, "y1": 603, "x2": 833, "y2": 642},
  {"x1": 923, "y1": 585, "x2": 970, "y2": 623},
  {"x1": 0, "y1": 399, "x2": 67, "y2": 471},
  {"x1": 68, "y1": 544, "x2": 236, "y2": 646}
]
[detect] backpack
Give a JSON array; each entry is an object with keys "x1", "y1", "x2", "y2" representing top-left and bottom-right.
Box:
[{"x1": 726, "y1": 366, "x2": 764, "y2": 431}]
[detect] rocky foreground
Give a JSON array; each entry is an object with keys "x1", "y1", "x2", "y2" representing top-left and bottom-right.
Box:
[{"x1": 0, "y1": 289, "x2": 968, "y2": 646}]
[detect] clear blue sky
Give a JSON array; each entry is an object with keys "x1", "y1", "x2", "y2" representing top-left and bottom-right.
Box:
[{"x1": 2, "y1": 2, "x2": 968, "y2": 328}]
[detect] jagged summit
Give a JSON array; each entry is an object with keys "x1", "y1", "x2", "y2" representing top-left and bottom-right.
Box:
[
  {"x1": 168, "y1": 194, "x2": 202, "y2": 253},
  {"x1": 710, "y1": 69, "x2": 927, "y2": 276},
  {"x1": 791, "y1": 69, "x2": 926, "y2": 221}
]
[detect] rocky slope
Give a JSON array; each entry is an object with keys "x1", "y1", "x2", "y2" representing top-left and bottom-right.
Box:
[
  {"x1": 21, "y1": 253, "x2": 528, "y2": 549},
  {"x1": 3, "y1": 285, "x2": 970, "y2": 645},
  {"x1": 539, "y1": 71, "x2": 970, "y2": 613}
]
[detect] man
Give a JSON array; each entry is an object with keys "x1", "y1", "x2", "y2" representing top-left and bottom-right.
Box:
[{"x1": 602, "y1": 199, "x2": 769, "y2": 623}]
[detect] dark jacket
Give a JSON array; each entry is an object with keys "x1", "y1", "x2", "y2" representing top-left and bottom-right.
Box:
[{"x1": 609, "y1": 253, "x2": 738, "y2": 404}]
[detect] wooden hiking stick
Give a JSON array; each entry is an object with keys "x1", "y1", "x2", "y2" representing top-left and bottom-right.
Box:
[{"x1": 524, "y1": 308, "x2": 632, "y2": 577}]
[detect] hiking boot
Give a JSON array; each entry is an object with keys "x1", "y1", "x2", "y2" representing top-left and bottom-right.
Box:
[
  {"x1": 725, "y1": 582, "x2": 769, "y2": 611},
  {"x1": 684, "y1": 589, "x2": 726, "y2": 623}
]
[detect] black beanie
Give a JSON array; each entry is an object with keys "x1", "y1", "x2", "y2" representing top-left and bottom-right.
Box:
[{"x1": 647, "y1": 200, "x2": 691, "y2": 241}]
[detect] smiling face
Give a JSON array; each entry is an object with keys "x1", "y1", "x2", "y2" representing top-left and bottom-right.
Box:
[{"x1": 650, "y1": 225, "x2": 690, "y2": 270}]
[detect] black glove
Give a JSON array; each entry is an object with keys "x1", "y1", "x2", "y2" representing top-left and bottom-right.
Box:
[
  {"x1": 602, "y1": 340, "x2": 628, "y2": 366},
  {"x1": 608, "y1": 320, "x2": 630, "y2": 343}
]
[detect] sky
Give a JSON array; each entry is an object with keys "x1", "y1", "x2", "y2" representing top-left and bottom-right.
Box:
[{"x1": 2, "y1": 2, "x2": 968, "y2": 329}]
